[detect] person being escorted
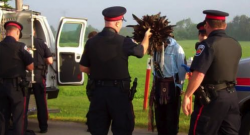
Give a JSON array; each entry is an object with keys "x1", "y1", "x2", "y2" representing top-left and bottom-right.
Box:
[
  {"x1": 79, "y1": 6, "x2": 152, "y2": 135},
  {"x1": 182, "y1": 10, "x2": 242, "y2": 135},
  {"x1": 87, "y1": 31, "x2": 98, "y2": 39},
  {"x1": 0, "y1": 21, "x2": 34, "y2": 135},
  {"x1": 150, "y1": 36, "x2": 186, "y2": 135},
  {"x1": 25, "y1": 26, "x2": 53, "y2": 133}
]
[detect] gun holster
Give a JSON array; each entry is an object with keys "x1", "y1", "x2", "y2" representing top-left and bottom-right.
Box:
[
  {"x1": 16, "y1": 77, "x2": 29, "y2": 96},
  {"x1": 129, "y1": 78, "x2": 137, "y2": 101},
  {"x1": 206, "y1": 84, "x2": 218, "y2": 100},
  {"x1": 196, "y1": 86, "x2": 211, "y2": 105},
  {"x1": 17, "y1": 77, "x2": 29, "y2": 88},
  {"x1": 86, "y1": 79, "x2": 95, "y2": 101}
]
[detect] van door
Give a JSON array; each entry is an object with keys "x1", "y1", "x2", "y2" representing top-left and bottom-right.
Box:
[
  {"x1": 1, "y1": 11, "x2": 34, "y2": 81},
  {"x1": 56, "y1": 17, "x2": 87, "y2": 85}
]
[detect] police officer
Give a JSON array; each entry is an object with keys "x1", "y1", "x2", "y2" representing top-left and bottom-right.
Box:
[
  {"x1": 79, "y1": 6, "x2": 152, "y2": 135},
  {"x1": 0, "y1": 21, "x2": 33, "y2": 135},
  {"x1": 25, "y1": 27, "x2": 53, "y2": 133},
  {"x1": 85, "y1": 31, "x2": 98, "y2": 132},
  {"x1": 195, "y1": 21, "x2": 207, "y2": 50},
  {"x1": 182, "y1": 10, "x2": 242, "y2": 135}
]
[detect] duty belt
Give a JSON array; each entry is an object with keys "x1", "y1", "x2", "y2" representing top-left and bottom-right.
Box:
[
  {"x1": 0, "y1": 78, "x2": 17, "y2": 87},
  {"x1": 0, "y1": 78, "x2": 15, "y2": 83},
  {"x1": 206, "y1": 82, "x2": 235, "y2": 91},
  {"x1": 95, "y1": 80, "x2": 123, "y2": 87}
]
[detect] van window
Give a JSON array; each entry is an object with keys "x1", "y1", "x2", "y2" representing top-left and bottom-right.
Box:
[{"x1": 59, "y1": 23, "x2": 81, "y2": 47}]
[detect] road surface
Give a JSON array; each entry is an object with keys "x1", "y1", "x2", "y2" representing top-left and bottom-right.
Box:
[{"x1": 28, "y1": 119, "x2": 187, "y2": 135}]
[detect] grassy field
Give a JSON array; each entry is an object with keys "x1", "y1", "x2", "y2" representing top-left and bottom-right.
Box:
[{"x1": 44, "y1": 40, "x2": 250, "y2": 133}]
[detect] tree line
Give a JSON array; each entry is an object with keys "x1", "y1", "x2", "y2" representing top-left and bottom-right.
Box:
[
  {"x1": 172, "y1": 15, "x2": 250, "y2": 41},
  {"x1": 49, "y1": 14, "x2": 250, "y2": 42},
  {"x1": 82, "y1": 15, "x2": 250, "y2": 41}
]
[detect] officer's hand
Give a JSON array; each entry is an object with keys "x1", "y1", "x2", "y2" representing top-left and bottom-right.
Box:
[
  {"x1": 145, "y1": 28, "x2": 152, "y2": 38},
  {"x1": 182, "y1": 95, "x2": 191, "y2": 116}
]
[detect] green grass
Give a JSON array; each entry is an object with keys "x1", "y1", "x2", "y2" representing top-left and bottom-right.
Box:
[
  {"x1": 47, "y1": 90, "x2": 191, "y2": 131},
  {"x1": 44, "y1": 40, "x2": 250, "y2": 133},
  {"x1": 59, "y1": 42, "x2": 79, "y2": 47}
]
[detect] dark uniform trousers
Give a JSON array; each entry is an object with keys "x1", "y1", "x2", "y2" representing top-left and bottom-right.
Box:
[
  {"x1": 0, "y1": 79, "x2": 26, "y2": 135},
  {"x1": 154, "y1": 79, "x2": 181, "y2": 135},
  {"x1": 88, "y1": 86, "x2": 134, "y2": 135},
  {"x1": 26, "y1": 79, "x2": 48, "y2": 131},
  {"x1": 189, "y1": 88, "x2": 241, "y2": 135}
]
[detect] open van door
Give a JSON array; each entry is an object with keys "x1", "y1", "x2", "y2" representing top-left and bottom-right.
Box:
[{"x1": 56, "y1": 17, "x2": 87, "y2": 85}]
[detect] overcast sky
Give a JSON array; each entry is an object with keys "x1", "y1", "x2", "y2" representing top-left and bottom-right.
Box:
[{"x1": 10, "y1": 0, "x2": 250, "y2": 30}]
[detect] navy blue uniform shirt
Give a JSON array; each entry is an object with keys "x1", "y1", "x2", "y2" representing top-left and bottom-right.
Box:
[
  {"x1": 34, "y1": 38, "x2": 52, "y2": 58},
  {"x1": 80, "y1": 28, "x2": 144, "y2": 67},
  {"x1": 191, "y1": 30, "x2": 241, "y2": 84},
  {"x1": 34, "y1": 37, "x2": 52, "y2": 66},
  {"x1": 2, "y1": 36, "x2": 33, "y2": 66}
]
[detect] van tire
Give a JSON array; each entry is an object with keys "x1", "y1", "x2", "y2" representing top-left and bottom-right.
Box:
[{"x1": 239, "y1": 111, "x2": 250, "y2": 135}]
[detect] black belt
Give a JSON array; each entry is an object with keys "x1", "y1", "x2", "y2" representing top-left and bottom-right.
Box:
[
  {"x1": 205, "y1": 83, "x2": 235, "y2": 91},
  {"x1": 0, "y1": 78, "x2": 15, "y2": 83},
  {"x1": 95, "y1": 80, "x2": 123, "y2": 87},
  {"x1": 0, "y1": 78, "x2": 18, "y2": 87}
]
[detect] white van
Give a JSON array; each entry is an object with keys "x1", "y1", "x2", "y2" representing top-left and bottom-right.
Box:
[{"x1": 0, "y1": 5, "x2": 87, "y2": 113}]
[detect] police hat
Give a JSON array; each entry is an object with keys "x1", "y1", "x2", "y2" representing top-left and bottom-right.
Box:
[
  {"x1": 102, "y1": 6, "x2": 127, "y2": 21},
  {"x1": 4, "y1": 21, "x2": 23, "y2": 38},
  {"x1": 197, "y1": 21, "x2": 205, "y2": 30},
  {"x1": 203, "y1": 10, "x2": 229, "y2": 20},
  {"x1": 197, "y1": 21, "x2": 206, "y2": 34},
  {"x1": 4, "y1": 21, "x2": 23, "y2": 31}
]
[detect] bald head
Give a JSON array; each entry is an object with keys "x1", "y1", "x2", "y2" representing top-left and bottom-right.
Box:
[{"x1": 105, "y1": 20, "x2": 123, "y2": 33}]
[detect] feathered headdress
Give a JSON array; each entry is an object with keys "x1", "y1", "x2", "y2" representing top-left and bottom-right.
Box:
[{"x1": 127, "y1": 13, "x2": 175, "y2": 55}]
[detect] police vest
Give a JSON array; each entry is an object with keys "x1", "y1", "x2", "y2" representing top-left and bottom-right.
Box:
[
  {"x1": 203, "y1": 33, "x2": 241, "y2": 84},
  {"x1": 87, "y1": 31, "x2": 130, "y2": 80},
  {"x1": 0, "y1": 42, "x2": 26, "y2": 78}
]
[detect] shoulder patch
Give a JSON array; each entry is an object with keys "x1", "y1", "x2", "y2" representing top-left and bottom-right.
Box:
[
  {"x1": 24, "y1": 45, "x2": 28, "y2": 51},
  {"x1": 195, "y1": 44, "x2": 205, "y2": 56},
  {"x1": 132, "y1": 39, "x2": 138, "y2": 44},
  {"x1": 24, "y1": 45, "x2": 31, "y2": 53}
]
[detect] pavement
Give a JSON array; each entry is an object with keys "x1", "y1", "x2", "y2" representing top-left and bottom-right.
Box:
[{"x1": 28, "y1": 119, "x2": 187, "y2": 135}]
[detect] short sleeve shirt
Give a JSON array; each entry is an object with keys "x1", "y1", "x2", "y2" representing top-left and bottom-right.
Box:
[
  {"x1": 34, "y1": 38, "x2": 52, "y2": 58},
  {"x1": 190, "y1": 41, "x2": 214, "y2": 74}
]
